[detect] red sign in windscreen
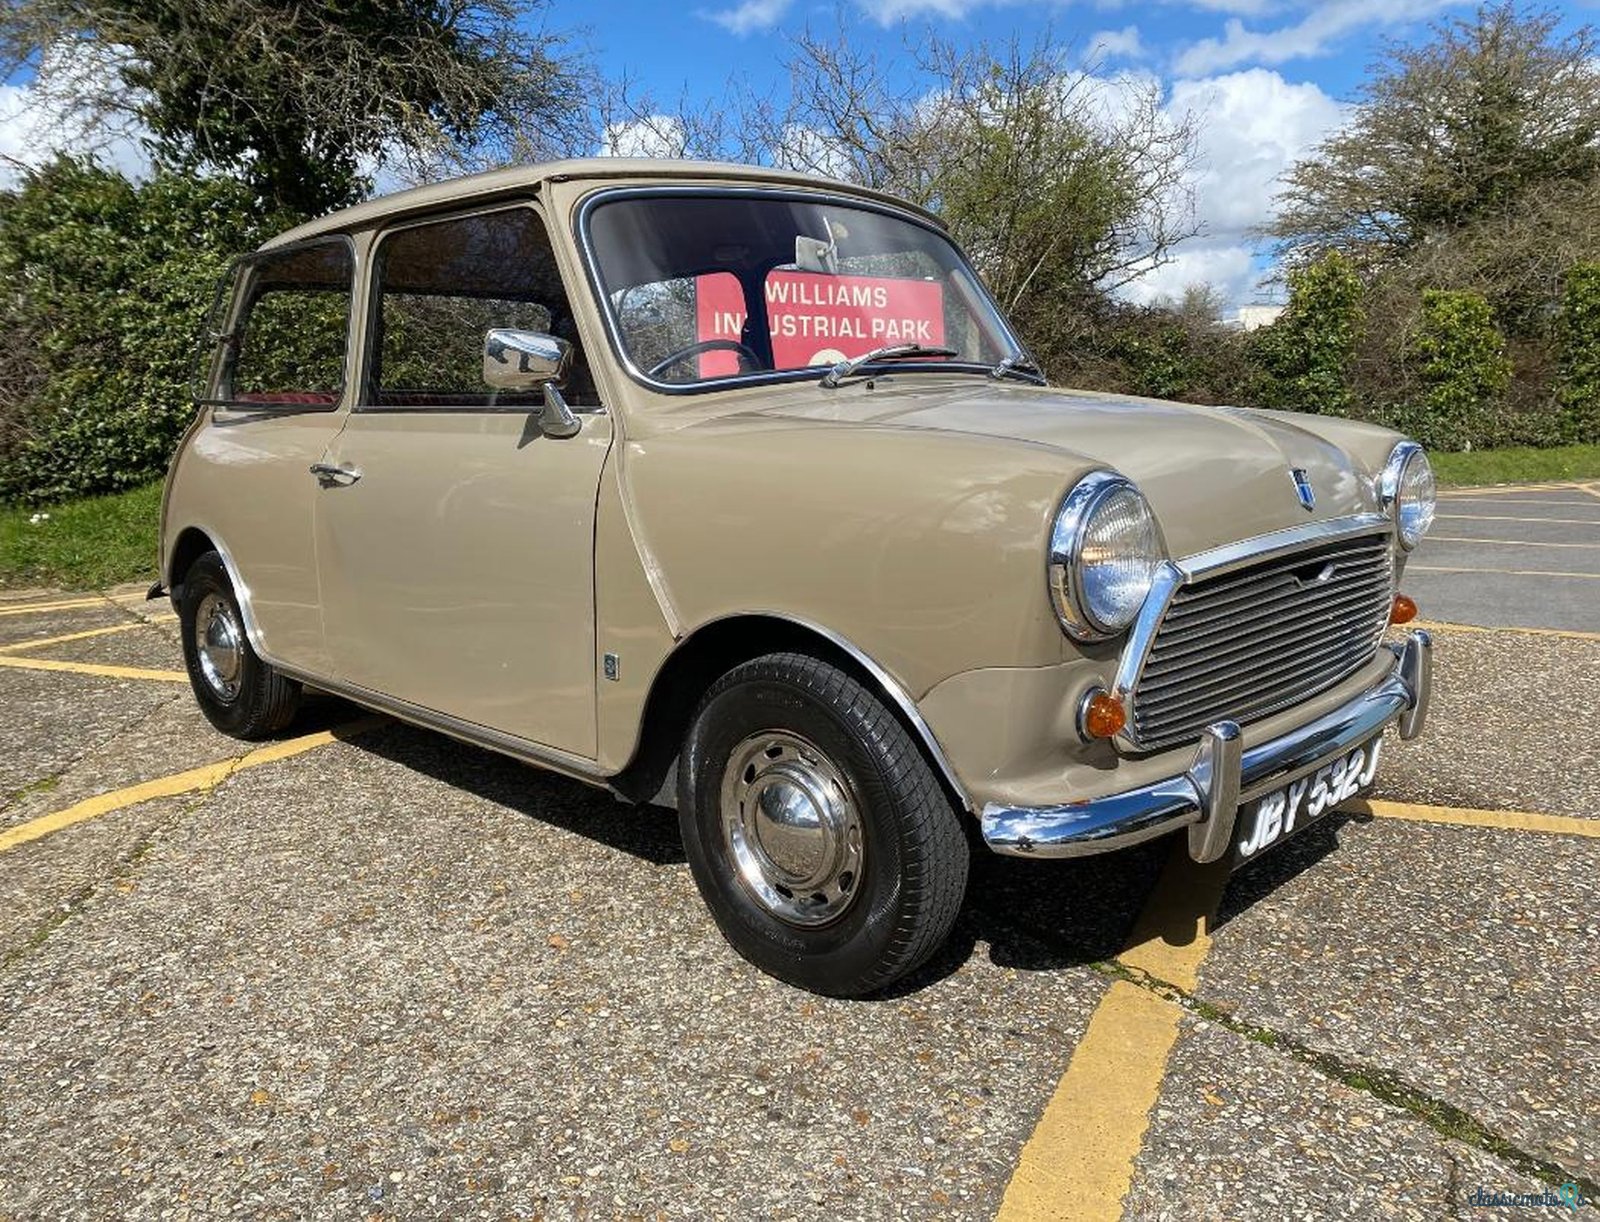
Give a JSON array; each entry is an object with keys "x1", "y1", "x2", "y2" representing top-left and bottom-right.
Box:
[{"x1": 695, "y1": 270, "x2": 945, "y2": 377}]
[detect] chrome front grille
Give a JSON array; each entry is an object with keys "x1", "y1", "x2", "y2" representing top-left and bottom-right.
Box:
[{"x1": 1129, "y1": 532, "x2": 1394, "y2": 750}]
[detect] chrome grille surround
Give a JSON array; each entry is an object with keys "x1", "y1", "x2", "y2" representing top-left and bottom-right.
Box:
[{"x1": 1111, "y1": 514, "x2": 1396, "y2": 753}]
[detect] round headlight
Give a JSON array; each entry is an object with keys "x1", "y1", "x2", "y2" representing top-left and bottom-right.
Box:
[
  {"x1": 1049, "y1": 472, "x2": 1165, "y2": 640},
  {"x1": 1382, "y1": 442, "x2": 1436, "y2": 551}
]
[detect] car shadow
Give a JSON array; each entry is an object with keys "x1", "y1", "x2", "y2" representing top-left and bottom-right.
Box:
[{"x1": 305, "y1": 701, "x2": 1371, "y2": 996}]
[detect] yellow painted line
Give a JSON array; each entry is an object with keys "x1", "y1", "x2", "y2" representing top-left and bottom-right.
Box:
[
  {"x1": 0, "y1": 622, "x2": 152, "y2": 653},
  {"x1": 1439, "y1": 482, "x2": 1582, "y2": 497},
  {"x1": 0, "y1": 655, "x2": 189, "y2": 682},
  {"x1": 1435, "y1": 514, "x2": 1600, "y2": 525},
  {"x1": 1410, "y1": 565, "x2": 1600, "y2": 580},
  {"x1": 1411, "y1": 618, "x2": 1600, "y2": 643},
  {"x1": 999, "y1": 982, "x2": 1181, "y2": 1222},
  {"x1": 1427, "y1": 535, "x2": 1600, "y2": 548},
  {"x1": 1434, "y1": 497, "x2": 1600, "y2": 508},
  {"x1": 0, "y1": 592, "x2": 151, "y2": 617},
  {"x1": 1347, "y1": 798, "x2": 1599, "y2": 839},
  {"x1": 0, "y1": 597, "x2": 112, "y2": 616},
  {"x1": 0, "y1": 717, "x2": 387, "y2": 855},
  {"x1": 998, "y1": 850, "x2": 1229, "y2": 1221},
  {"x1": 1115, "y1": 852, "x2": 1230, "y2": 993}
]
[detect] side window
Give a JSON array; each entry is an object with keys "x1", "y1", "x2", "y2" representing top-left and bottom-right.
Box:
[
  {"x1": 214, "y1": 241, "x2": 353, "y2": 407},
  {"x1": 369, "y1": 208, "x2": 597, "y2": 408}
]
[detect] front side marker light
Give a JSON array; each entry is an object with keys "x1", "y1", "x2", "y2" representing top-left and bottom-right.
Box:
[
  {"x1": 1390, "y1": 594, "x2": 1418, "y2": 625},
  {"x1": 1080, "y1": 688, "x2": 1127, "y2": 740}
]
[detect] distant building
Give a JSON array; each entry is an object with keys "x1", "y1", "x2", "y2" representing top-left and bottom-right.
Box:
[{"x1": 1234, "y1": 304, "x2": 1285, "y2": 331}]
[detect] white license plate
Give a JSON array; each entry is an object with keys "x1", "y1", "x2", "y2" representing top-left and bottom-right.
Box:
[{"x1": 1233, "y1": 737, "x2": 1383, "y2": 864}]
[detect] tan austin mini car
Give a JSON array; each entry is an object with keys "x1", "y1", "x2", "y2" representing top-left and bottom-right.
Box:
[{"x1": 157, "y1": 159, "x2": 1436, "y2": 996}]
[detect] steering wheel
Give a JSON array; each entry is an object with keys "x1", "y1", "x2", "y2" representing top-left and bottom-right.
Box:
[{"x1": 648, "y1": 339, "x2": 761, "y2": 379}]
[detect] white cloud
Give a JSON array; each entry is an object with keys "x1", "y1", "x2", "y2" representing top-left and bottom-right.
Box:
[
  {"x1": 0, "y1": 79, "x2": 151, "y2": 189},
  {"x1": 703, "y1": 0, "x2": 794, "y2": 34},
  {"x1": 773, "y1": 124, "x2": 854, "y2": 179},
  {"x1": 1173, "y1": 0, "x2": 1458, "y2": 75},
  {"x1": 1109, "y1": 67, "x2": 1346, "y2": 310},
  {"x1": 1168, "y1": 68, "x2": 1346, "y2": 238},
  {"x1": 598, "y1": 115, "x2": 689, "y2": 159},
  {"x1": 1116, "y1": 239, "x2": 1266, "y2": 310},
  {"x1": 1087, "y1": 26, "x2": 1146, "y2": 63},
  {"x1": 854, "y1": 0, "x2": 995, "y2": 23}
]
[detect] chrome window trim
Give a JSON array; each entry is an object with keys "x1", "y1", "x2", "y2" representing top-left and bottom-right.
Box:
[
  {"x1": 199, "y1": 233, "x2": 360, "y2": 413},
  {"x1": 572, "y1": 184, "x2": 1028, "y2": 398},
  {"x1": 357, "y1": 200, "x2": 609, "y2": 416},
  {"x1": 1110, "y1": 512, "x2": 1396, "y2": 751}
]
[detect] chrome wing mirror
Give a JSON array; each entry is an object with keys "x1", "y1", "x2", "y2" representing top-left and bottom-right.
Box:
[{"x1": 483, "y1": 328, "x2": 581, "y2": 439}]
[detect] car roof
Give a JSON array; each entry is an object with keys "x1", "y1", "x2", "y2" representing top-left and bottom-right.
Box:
[{"x1": 261, "y1": 158, "x2": 945, "y2": 249}]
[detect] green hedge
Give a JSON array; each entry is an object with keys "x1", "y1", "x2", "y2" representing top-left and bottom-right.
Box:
[
  {"x1": 1558, "y1": 263, "x2": 1600, "y2": 444},
  {"x1": 0, "y1": 159, "x2": 294, "y2": 504},
  {"x1": 1402, "y1": 289, "x2": 1513, "y2": 451}
]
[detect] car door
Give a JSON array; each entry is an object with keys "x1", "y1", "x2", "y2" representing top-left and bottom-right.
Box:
[
  {"x1": 313, "y1": 204, "x2": 613, "y2": 758},
  {"x1": 189, "y1": 237, "x2": 356, "y2": 674}
]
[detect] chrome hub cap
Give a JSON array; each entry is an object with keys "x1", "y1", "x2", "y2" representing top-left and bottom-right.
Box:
[
  {"x1": 194, "y1": 592, "x2": 244, "y2": 702},
  {"x1": 719, "y1": 731, "x2": 864, "y2": 927}
]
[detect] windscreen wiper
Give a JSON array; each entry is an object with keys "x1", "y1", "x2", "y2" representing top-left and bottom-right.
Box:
[
  {"x1": 990, "y1": 353, "x2": 1046, "y2": 384},
  {"x1": 819, "y1": 344, "x2": 959, "y2": 388}
]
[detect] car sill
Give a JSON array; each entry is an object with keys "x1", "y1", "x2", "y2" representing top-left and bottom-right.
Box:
[{"x1": 276, "y1": 666, "x2": 612, "y2": 789}]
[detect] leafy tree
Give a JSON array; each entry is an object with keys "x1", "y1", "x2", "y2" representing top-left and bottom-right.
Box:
[
  {"x1": 1257, "y1": 251, "x2": 1364, "y2": 415},
  {"x1": 601, "y1": 26, "x2": 1201, "y2": 377},
  {"x1": 0, "y1": 158, "x2": 283, "y2": 502},
  {"x1": 1269, "y1": 5, "x2": 1600, "y2": 272},
  {"x1": 0, "y1": 1, "x2": 590, "y2": 214},
  {"x1": 1406, "y1": 289, "x2": 1513, "y2": 450},
  {"x1": 1557, "y1": 262, "x2": 1600, "y2": 443}
]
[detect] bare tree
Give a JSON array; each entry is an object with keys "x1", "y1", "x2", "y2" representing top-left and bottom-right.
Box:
[{"x1": 599, "y1": 24, "x2": 1201, "y2": 311}]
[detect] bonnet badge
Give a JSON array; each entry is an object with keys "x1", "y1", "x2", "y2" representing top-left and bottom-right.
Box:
[{"x1": 1290, "y1": 467, "x2": 1315, "y2": 511}]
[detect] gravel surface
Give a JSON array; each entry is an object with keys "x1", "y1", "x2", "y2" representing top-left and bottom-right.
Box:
[{"x1": 0, "y1": 572, "x2": 1593, "y2": 1219}]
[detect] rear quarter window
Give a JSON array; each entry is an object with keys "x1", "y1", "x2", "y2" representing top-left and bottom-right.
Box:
[{"x1": 204, "y1": 239, "x2": 353, "y2": 408}]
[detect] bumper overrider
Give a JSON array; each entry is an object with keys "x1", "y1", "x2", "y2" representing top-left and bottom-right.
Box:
[{"x1": 980, "y1": 630, "x2": 1433, "y2": 862}]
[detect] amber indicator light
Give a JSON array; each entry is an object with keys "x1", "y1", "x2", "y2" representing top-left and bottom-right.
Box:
[
  {"x1": 1081, "y1": 690, "x2": 1127, "y2": 739},
  {"x1": 1390, "y1": 594, "x2": 1418, "y2": 625}
]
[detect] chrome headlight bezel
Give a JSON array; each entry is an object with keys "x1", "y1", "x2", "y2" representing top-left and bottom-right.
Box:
[
  {"x1": 1380, "y1": 441, "x2": 1436, "y2": 551},
  {"x1": 1048, "y1": 471, "x2": 1166, "y2": 642}
]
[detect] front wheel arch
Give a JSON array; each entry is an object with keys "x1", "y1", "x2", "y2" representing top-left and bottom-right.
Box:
[{"x1": 611, "y1": 614, "x2": 971, "y2": 816}]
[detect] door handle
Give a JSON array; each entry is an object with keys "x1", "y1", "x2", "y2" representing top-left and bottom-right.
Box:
[{"x1": 309, "y1": 462, "x2": 362, "y2": 487}]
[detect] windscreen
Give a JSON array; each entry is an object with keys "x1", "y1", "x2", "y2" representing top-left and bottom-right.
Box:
[{"x1": 584, "y1": 192, "x2": 1021, "y2": 386}]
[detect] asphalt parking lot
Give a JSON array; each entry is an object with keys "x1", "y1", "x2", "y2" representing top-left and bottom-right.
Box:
[{"x1": 0, "y1": 483, "x2": 1595, "y2": 1220}]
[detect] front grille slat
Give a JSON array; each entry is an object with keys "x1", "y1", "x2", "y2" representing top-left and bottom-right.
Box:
[
  {"x1": 1158, "y1": 572, "x2": 1389, "y2": 638},
  {"x1": 1128, "y1": 530, "x2": 1392, "y2": 750},
  {"x1": 1163, "y1": 541, "x2": 1390, "y2": 610},
  {"x1": 1140, "y1": 609, "x2": 1385, "y2": 695},
  {"x1": 1137, "y1": 632, "x2": 1379, "y2": 726},
  {"x1": 1147, "y1": 578, "x2": 1390, "y2": 662}
]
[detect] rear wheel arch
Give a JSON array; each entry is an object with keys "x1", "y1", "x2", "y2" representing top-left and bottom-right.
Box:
[
  {"x1": 611, "y1": 614, "x2": 972, "y2": 815},
  {"x1": 166, "y1": 527, "x2": 268, "y2": 657},
  {"x1": 167, "y1": 526, "x2": 219, "y2": 594}
]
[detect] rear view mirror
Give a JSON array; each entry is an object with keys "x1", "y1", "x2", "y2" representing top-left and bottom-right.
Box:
[
  {"x1": 483, "y1": 329, "x2": 580, "y2": 439},
  {"x1": 484, "y1": 329, "x2": 573, "y2": 390}
]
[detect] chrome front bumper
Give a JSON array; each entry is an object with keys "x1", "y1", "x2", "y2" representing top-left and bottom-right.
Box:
[{"x1": 979, "y1": 630, "x2": 1432, "y2": 862}]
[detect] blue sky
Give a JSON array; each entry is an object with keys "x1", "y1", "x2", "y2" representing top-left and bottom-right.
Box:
[
  {"x1": 575, "y1": 0, "x2": 1591, "y2": 311},
  {"x1": 2, "y1": 1, "x2": 1591, "y2": 313}
]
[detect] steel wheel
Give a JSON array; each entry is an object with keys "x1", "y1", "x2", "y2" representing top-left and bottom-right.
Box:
[
  {"x1": 718, "y1": 729, "x2": 865, "y2": 927},
  {"x1": 193, "y1": 590, "x2": 244, "y2": 703}
]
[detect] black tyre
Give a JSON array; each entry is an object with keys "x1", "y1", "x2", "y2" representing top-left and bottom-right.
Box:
[
  {"x1": 678, "y1": 652, "x2": 969, "y2": 996},
  {"x1": 178, "y1": 551, "x2": 300, "y2": 739}
]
